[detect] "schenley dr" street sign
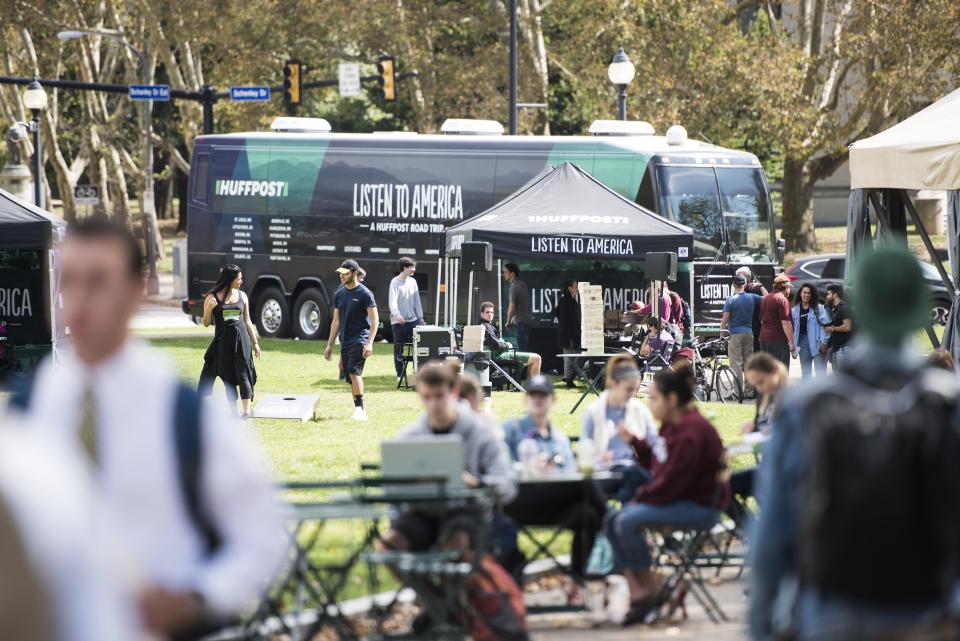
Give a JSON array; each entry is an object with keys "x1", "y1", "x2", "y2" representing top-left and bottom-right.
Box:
[
  {"x1": 128, "y1": 84, "x2": 170, "y2": 101},
  {"x1": 230, "y1": 86, "x2": 271, "y2": 102}
]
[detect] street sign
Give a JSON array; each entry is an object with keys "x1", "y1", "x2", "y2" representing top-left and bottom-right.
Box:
[
  {"x1": 230, "y1": 86, "x2": 271, "y2": 102},
  {"x1": 338, "y1": 63, "x2": 361, "y2": 97},
  {"x1": 128, "y1": 84, "x2": 170, "y2": 101},
  {"x1": 73, "y1": 184, "x2": 99, "y2": 206}
]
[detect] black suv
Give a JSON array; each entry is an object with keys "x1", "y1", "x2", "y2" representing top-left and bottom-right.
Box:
[{"x1": 784, "y1": 253, "x2": 953, "y2": 326}]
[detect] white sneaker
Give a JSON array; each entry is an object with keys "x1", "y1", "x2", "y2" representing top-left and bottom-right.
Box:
[{"x1": 351, "y1": 407, "x2": 369, "y2": 421}]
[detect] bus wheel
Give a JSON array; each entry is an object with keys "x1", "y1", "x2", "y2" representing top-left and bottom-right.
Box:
[
  {"x1": 293, "y1": 288, "x2": 330, "y2": 340},
  {"x1": 255, "y1": 287, "x2": 291, "y2": 338}
]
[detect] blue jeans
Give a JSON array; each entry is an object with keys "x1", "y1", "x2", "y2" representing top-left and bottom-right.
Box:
[
  {"x1": 831, "y1": 345, "x2": 851, "y2": 370},
  {"x1": 596, "y1": 465, "x2": 652, "y2": 504},
  {"x1": 604, "y1": 500, "x2": 719, "y2": 571},
  {"x1": 798, "y1": 343, "x2": 828, "y2": 380},
  {"x1": 515, "y1": 322, "x2": 530, "y2": 351}
]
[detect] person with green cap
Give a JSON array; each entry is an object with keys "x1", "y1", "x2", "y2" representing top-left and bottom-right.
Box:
[{"x1": 749, "y1": 245, "x2": 960, "y2": 641}]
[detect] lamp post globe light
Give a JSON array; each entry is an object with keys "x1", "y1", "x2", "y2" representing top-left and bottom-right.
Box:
[
  {"x1": 607, "y1": 47, "x2": 636, "y2": 121},
  {"x1": 22, "y1": 79, "x2": 47, "y2": 209}
]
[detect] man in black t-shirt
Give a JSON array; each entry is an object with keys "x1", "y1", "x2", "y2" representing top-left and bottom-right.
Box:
[
  {"x1": 324, "y1": 259, "x2": 379, "y2": 421},
  {"x1": 824, "y1": 283, "x2": 854, "y2": 369}
]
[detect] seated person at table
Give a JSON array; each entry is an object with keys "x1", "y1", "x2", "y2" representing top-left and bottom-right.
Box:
[
  {"x1": 381, "y1": 362, "x2": 516, "y2": 555},
  {"x1": 638, "y1": 317, "x2": 674, "y2": 359},
  {"x1": 501, "y1": 376, "x2": 606, "y2": 578},
  {"x1": 604, "y1": 365, "x2": 729, "y2": 625},
  {"x1": 581, "y1": 353, "x2": 656, "y2": 502},
  {"x1": 727, "y1": 352, "x2": 789, "y2": 529},
  {"x1": 479, "y1": 301, "x2": 541, "y2": 379}
]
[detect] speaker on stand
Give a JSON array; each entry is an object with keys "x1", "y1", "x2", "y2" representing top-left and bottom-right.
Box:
[
  {"x1": 461, "y1": 242, "x2": 492, "y2": 323},
  {"x1": 642, "y1": 251, "x2": 678, "y2": 380}
]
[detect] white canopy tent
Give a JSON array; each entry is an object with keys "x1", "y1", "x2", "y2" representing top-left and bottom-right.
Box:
[
  {"x1": 851, "y1": 87, "x2": 960, "y2": 190},
  {"x1": 847, "y1": 87, "x2": 960, "y2": 355}
]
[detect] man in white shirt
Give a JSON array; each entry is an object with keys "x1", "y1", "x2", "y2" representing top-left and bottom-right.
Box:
[
  {"x1": 8, "y1": 219, "x2": 286, "y2": 640},
  {"x1": 388, "y1": 256, "x2": 424, "y2": 378},
  {"x1": 0, "y1": 422, "x2": 140, "y2": 641}
]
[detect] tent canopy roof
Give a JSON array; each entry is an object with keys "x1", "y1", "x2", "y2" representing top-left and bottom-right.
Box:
[
  {"x1": 850, "y1": 87, "x2": 960, "y2": 190},
  {"x1": 444, "y1": 162, "x2": 693, "y2": 260},
  {"x1": 0, "y1": 188, "x2": 65, "y2": 248}
]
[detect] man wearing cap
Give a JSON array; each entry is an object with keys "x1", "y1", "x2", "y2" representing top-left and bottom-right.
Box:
[
  {"x1": 501, "y1": 375, "x2": 606, "y2": 579},
  {"x1": 324, "y1": 259, "x2": 379, "y2": 421},
  {"x1": 721, "y1": 274, "x2": 764, "y2": 397},
  {"x1": 759, "y1": 275, "x2": 795, "y2": 370}
]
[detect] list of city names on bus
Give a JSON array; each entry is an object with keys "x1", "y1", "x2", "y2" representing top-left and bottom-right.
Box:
[
  {"x1": 230, "y1": 216, "x2": 253, "y2": 259},
  {"x1": 267, "y1": 217, "x2": 292, "y2": 262}
]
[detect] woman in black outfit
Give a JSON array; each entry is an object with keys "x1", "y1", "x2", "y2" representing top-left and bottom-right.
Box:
[{"x1": 197, "y1": 265, "x2": 261, "y2": 416}]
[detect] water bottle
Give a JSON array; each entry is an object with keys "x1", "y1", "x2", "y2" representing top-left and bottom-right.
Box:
[
  {"x1": 606, "y1": 575, "x2": 630, "y2": 624},
  {"x1": 577, "y1": 438, "x2": 595, "y2": 476},
  {"x1": 518, "y1": 438, "x2": 539, "y2": 480}
]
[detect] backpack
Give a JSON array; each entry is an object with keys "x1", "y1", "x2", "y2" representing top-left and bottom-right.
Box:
[
  {"x1": 799, "y1": 368, "x2": 960, "y2": 605},
  {"x1": 462, "y1": 554, "x2": 529, "y2": 641},
  {"x1": 8, "y1": 375, "x2": 222, "y2": 555}
]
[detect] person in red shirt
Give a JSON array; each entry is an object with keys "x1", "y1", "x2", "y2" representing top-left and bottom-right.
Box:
[
  {"x1": 758, "y1": 275, "x2": 795, "y2": 370},
  {"x1": 603, "y1": 364, "x2": 729, "y2": 625}
]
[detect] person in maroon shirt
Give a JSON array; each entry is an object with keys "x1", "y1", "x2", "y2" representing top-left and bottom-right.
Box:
[
  {"x1": 603, "y1": 364, "x2": 729, "y2": 625},
  {"x1": 758, "y1": 275, "x2": 795, "y2": 370}
]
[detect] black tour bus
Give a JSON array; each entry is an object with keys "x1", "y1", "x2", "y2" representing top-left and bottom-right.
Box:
[{"x1": 182, "y1": 117, "x2": 779, "y2": 346}]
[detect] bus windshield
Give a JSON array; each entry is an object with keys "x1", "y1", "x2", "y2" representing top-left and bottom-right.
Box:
[{"x1": 657, "y1": 165, "x2": 774, "y2": 263}]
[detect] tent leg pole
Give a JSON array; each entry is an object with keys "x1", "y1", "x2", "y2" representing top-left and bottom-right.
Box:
[
  {"x1": 435, "y1": 260, "x2": 442, "y2": 325},
  {"x1": 444, "y1": 258, "x2": 450, "y2": 326},
  {"x1": 497, "y1": 259, "x2": 503, "y2": 329},
  {"x1": 452, "y1": 259, "x2": 459, "y2": 327},
  {"x1": 467, "y1": 271, "x2": 475, "y2": 325},
  {"x1": 902, "y1": 189, "x2": 955, "y2": 301}
]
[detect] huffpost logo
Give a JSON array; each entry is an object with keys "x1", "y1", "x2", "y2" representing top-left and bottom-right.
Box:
[{"x1": 215, "y1": 180, "x2": 289, "y2": 197}]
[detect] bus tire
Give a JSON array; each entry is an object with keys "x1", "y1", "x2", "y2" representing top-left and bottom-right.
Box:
[
  {"x1": 255, "y1": 287, "x2": 291, "y2": 339},
  {"x1": 293, "y1": 288, "x2": 330, "y2": 340}
]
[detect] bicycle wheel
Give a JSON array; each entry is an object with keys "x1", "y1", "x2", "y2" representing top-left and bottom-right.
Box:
[{"x1": 712, "y1": 365, "x2": 742, "y2": 403}]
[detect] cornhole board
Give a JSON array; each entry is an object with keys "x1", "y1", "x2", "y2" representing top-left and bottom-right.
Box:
[{"x1": 252, "y1": 394, "x2": 322, "y2": 422}]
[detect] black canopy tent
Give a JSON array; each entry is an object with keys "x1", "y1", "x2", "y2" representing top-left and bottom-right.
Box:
[
  {"x1": 0, "y1": 188, "x2": 65, "y2": 381},
  {"x1": 440, "y1": 162, "x2": 694, "y2": 326}
]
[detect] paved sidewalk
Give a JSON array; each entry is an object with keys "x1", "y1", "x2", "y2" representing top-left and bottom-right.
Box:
[{"x1": 530, "y1": 575, "x2": 748, "y2": 641}]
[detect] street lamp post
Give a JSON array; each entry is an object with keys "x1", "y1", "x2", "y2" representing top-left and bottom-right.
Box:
[
  {"x1": 22, "y1": 79, "x2": 47, "y2": 209},
  {"x1": 58, "y1": 29, "x2": 159, "y2": 295},
  {"x1": 607, "y1": 47, "x2": 636, "y2": 121}
]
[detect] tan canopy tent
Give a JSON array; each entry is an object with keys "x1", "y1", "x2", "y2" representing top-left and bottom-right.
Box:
[
  {"x1": 847, "y1": 88, "x2": 960, "y2": 356},
  {"x1": 851, "y1": 87, "x2": 960, "y2": 190}
]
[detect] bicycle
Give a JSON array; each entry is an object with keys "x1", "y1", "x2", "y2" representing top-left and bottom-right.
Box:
[{"x1": 689, "y1": 336, "x2": 742, "y2": 403}]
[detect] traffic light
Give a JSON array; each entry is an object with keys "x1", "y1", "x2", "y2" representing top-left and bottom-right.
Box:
[
  {"x1": 283, "y1": 59, "x2": 302, "y2": 106},
  {"x1": 377, "y1": 56, "x2": 396, "y2": 102}
]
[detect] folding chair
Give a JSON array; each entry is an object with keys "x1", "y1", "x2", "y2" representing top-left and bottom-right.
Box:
[
  {"x1": 645, "y1": 454, "x2": 732, "y2": 624},
  {"x1": 397, "y1": 342, "x2": 414, "y2": 389}
]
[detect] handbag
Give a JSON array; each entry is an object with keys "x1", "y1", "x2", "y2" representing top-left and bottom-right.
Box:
[{"x1": 585, "y1": 532, "x2": 615, "y2": 577}]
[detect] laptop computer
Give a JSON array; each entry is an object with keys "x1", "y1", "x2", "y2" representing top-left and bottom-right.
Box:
[{"x1": 380, "y1": 435, "x2": 466, "y2": 497}]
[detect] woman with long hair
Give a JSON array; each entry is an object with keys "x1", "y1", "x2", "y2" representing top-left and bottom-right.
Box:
[
  {"x1": 791, "y1": 283, "x2": 831, "y2": 379},
  {"x1": 604, "y1": 364, "x2": 728, "y2": 624},
  {"x1": 580, "y1": 353, "x2": 657, "y2": 502},
  {"x1": 744, "y1": 351, "x2": 789, "y2": 436},
  {"x1": 197, "y1": 264, "x2": 260, "y2": 416},
  {"x1": 726, "y1": 352, "x2": 790, "y2": 529}
]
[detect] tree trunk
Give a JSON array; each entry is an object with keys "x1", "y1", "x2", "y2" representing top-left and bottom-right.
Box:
[{"x1": 780, "y1": 155, "x2": 817, "y2": 252}]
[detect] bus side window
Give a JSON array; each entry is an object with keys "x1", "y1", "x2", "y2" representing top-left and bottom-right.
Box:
[
  {"x1": 192, "y1": 153, "x2": 210, "y2": 203},
  {"x1": 636, "y1": 166, "x2": 655, "y2": 211}
]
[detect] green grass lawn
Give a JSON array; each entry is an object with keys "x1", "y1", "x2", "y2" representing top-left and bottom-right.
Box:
[
  {"x1": 152, "y1": 337, "x2": 756, "y2": 484},
  {"x1": 152, "y1": 336, "x2": 756, "y2": 602}
]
